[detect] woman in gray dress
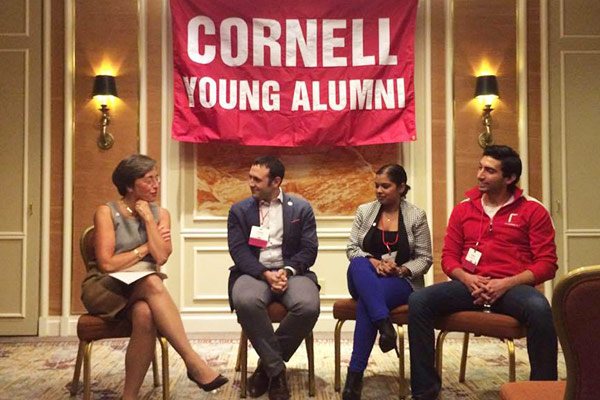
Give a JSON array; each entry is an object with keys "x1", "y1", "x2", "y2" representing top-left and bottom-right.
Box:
[{"x1": 81, "y1": 154, "x2": 227, "y2": 399}]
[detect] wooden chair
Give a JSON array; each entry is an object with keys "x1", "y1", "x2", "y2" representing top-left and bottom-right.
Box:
[
  {"x1": 434, "y1": 311, "x2": 526, "y2": 383},
  {"x1": 333, "y1": 299, "x2": 409, "y2": 398},
  {"x1": 234, "y1": 302, "x2": 315, "y2": 398},
  {"x1": 70, "y1": 226, "x2": 170, "y2": 400},
  {"x1": 500, "y1": 265, "x2": 600, "y2": 400}
]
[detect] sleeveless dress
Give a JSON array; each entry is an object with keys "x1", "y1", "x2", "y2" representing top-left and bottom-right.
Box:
[{"x1": 81, "y1": 202, "x2": 166, "y2": 319}]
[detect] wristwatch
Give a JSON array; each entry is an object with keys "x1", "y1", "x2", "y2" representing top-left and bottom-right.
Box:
[
  {"x1": 283, "y1": 266, "x2": 295, "y2": 277},
  {"x1": 133, "y1": 248, "x2": 143, "y2": 260}
]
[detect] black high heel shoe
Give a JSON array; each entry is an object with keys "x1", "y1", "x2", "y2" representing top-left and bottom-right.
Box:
[
  {"x1": 187, "y1": 371, "x2": 229, "y2": 392},
  {"x1": 376, "y1": 318, "x2": 400, "y2": 357},
  {"x1": 342, "y1": 369, "x2": 364, "y2": 400}
]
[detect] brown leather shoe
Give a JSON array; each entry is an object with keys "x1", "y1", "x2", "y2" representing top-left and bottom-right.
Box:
[
  {"x1": 268, "y1": 368, "x2": 290, "y2": 400},
  {"x1": 247, "y1": 362, "x2": 269, "y2": 398}
]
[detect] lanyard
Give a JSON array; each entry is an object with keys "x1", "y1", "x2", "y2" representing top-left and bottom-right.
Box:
[
  {"x1": 381, "y1": 229, "x2": 399, "y2": 254},
  {"x1": 259, "y1": 202, "x2": 270, "y2": 226}
]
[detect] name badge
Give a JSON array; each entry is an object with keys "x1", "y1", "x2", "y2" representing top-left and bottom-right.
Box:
[
  {"x1": 381, "y1": 251, "x2": 398, "y2": 262},
  {"x1": 249, "y1": 225, "x2": 269, "y2": 248},
  {"x1": 463, "y1": 247, "x2": 482, "y2": 273}
]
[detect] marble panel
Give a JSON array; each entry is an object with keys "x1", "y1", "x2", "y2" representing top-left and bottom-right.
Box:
[{"x1": 195, "y1": 143, "x2": 403, "y2": 216}]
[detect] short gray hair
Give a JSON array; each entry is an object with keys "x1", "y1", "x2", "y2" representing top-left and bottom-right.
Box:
[{"x1": 112, "y1": 154, "x2": 156, "y2": 196}]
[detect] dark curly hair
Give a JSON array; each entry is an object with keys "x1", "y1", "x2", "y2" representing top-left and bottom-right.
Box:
[
  {"x1": 483, "y1": 145, "x2": 521, "y2": 191},
  {"x1": 252, "y1": 156, "x2": 285, "y2": 184}
]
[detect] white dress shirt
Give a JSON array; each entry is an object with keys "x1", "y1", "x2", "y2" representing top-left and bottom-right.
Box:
[
  {"x1": 259, "y1": 190, "x2": 284, "y2": 268},
  {"x1": 258, "y1": 189, "x2": 296, "y2": 275}
]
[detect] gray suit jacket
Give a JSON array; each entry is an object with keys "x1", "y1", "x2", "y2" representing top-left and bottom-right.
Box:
[{"x1": 346, "y1": 199, "x2": 433, "y2": 289}]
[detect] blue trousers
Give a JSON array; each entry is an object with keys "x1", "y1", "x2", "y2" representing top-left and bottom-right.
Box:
[
  {"x1": 346, "y1": 257, "x2": 413, "y2": 372},
  {"x1": 408, "y1": 279, "x2": 558, "y2": 397}
]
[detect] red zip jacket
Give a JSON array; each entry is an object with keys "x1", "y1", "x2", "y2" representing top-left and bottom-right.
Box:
[{"x1": 442, "y1": 186, "x2": 557, "y2": 285}]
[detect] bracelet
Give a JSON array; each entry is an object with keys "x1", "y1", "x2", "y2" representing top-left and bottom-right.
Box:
[{"x1": 133, "y1": 248, "x2": 143, "y2": 260}]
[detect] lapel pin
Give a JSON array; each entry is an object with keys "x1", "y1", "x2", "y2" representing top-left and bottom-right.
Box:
[{"x1": 287, "y1": 201, "x2": 293, "y2": 206}]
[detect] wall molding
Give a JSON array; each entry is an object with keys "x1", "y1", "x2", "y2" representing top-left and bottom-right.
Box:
[
  {"x1": 559, "y1": 0, "x2": 600, "y2": 39},
  {"x1": 179, "y1": 312, "x2": 342, "y2": 333},
  {"x1": 0, "y1": 0, "x2": 30, "y2": 37},
  {"x1": 0, "y1": 237, "x2": 26, "y2": 318},
  {"x1": 160, "y1": 0, "x2": 170, "y2": 203},
  {"x1": 445, "y1": 0, "x2": 454, "y2": 215},
  {"x1": 564, "y1": 229, "x2": 600, "y2": 237},
  {"x1": 59, "y1": 0, "x2": 75, "y2": 336},
  {"x1": 415, "y1": 0, "x2": 433, "y2": 286},
  {"x1": 540, "y1": 0, "x2": 552, "y2": 299},
  {"x1": 0, "y1": 49, "x2": 31, "y2": 321},
  {"x1": 138, "y1": 0, "x2": 148, "y2": 154},
  {"x1": 38, "y1": 0, "x2": 52, "y2": 335},
  {"x1": 517, "y1": 0, "x2": 529, "y2": 192},
  {"x1": 192, "y1": 214, "x2": 355, "y2": 223},
  {"x1": 37, "y1": 310, "x2": 355, "y2": 335},
  {"x1": 558, "y1": 50, "x2": 600, "y2": 278}
]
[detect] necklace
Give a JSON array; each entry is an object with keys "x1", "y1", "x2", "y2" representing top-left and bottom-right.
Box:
[
  {"x1": 121, "y1": 200, "x2": 134, "y2": 216},
  {"x1": 382, "y1": 209, "x2": 398, "y2": 222}
]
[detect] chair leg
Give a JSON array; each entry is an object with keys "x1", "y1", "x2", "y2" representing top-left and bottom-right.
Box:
[
  {"x1": 458, "y1": 332, "x2": 470, "y2": 383},
  {"x1": 334, "y1": 319, "x2": 346, "y2": 392},
  {"x1": 397, "y1": 325, "x2": 408, "y2": 399},
  {"x1": 83, "y1": 341, "x2": 93, "y2": 400},
  {"x1": 305, "y1": 331, "x2": 315, "y2": 396},
  {"x1": 235, "y1": 331, "x2": 242, "y2": 372},
  {"x1": 240, "y1": 331, "x2": 248, "y2": 398},
  {"x1": 159, "y1": 336, "x2": 170, "y2": 400},
  {"x1": 70, "y1": 340, "x2": 85, "y2": 395},
  {"x1": 506, "y1": 339, "x2": 516, "y2": 382},
  {"x1": 152, "y1": 345, "x2": 161, "y2": 387},
  {"x1": 435, "y1": 331, "x2": 449, "y2": 381}
]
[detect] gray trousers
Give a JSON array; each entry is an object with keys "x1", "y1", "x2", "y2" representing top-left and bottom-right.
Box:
[{"x1": 231, "y1": 274, "x2": 320, "y2": 378}]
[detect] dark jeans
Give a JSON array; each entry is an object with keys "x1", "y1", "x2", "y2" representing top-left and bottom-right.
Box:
[
  {"x1": 347, "y1": 257, "x2": 413, "y2": 372},
  {"x1": 408, "y1": 279, "x2": 557, "y2": 397}
]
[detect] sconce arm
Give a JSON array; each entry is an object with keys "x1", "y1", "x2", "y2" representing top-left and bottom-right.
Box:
[
  {"x1": 97, "y1": 104, "x2": 114, "y2": 150},
  {"x1": 478, "y1": 104, "x2": 494, "y2": 149}
]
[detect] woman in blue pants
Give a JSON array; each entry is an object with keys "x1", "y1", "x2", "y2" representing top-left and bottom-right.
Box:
[{"x1": 343, "y1": 164, "x2": 433, "y2": 400}]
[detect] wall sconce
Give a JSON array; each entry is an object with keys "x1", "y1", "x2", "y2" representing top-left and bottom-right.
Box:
[
  {"x1": 92, "y1": 75, "x2": 118, "y2": 150},
  {"x1": 474, "y1": 74, "x2": 499, "y2": 148}
]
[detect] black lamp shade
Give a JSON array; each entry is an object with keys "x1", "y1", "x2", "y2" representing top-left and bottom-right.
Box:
[
  {"x1": 474, "y1": 75, "x2": 499, "y2": 98},
  {"x1": 92, "y1": 75, "x2": 118, "y2": 97}
]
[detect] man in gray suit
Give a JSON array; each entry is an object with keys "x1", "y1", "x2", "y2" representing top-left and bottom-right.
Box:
[{"x1": 227, "y1": 156, "x2": 320, "y2": 400}]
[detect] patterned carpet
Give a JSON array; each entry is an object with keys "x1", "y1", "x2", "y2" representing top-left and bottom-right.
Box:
[{"x1": 0, "y1": 335, "x2": 565, "y2": 399}]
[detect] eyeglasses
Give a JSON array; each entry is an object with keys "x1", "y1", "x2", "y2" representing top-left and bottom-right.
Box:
[{"x1": 138, "y1": 175, "x2": 161, "y2": 186}]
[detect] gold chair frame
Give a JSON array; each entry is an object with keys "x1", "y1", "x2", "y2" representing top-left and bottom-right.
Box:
[
  {"x1": 434, "y1": 311, "x2": 526, "y2": 383},
  {"x1": 333, "y1": 300, "x2": 409, "y2": 399}
]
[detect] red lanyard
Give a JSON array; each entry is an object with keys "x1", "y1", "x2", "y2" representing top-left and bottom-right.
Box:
[
  {"x1": 382, "y1": 229, "x2": 399, "y2": 254},
  {"x1": 259, "y1": 203, "x2": 270, "y2": 226}
]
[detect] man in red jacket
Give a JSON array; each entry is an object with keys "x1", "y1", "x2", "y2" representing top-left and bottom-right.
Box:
[{"x1": 408, "y1": 145, "x2": 558, "y2": 400}]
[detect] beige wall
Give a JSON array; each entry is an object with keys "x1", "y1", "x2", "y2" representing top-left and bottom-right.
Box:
[
  {"x1": 11, "y1": 0, "x2": 596, "y2": 335},
  {"x1": 549, "y1": 0, "x2": 600, "y2": 277},
  {"x1": 428, "y1": 0, "x2": 542, "y2": 284},
  {"x1": 0, "y1": 0, "x2": 42, "y2": 334}
]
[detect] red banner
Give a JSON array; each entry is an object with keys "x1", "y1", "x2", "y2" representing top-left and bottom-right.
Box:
[{"x1": 170, "y1": 0, "x2": 417, "y2": 147}]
